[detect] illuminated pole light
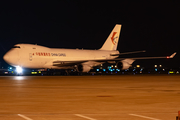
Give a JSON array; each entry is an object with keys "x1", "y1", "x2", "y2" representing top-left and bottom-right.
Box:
[
  {"x1": 16, "y1": 66, "x2": 23, "y2": 74},
  {"x1": 159, "y1": 65, "x2": 162, "y2": 67},
  {"x1": 154, "y1": 65, "x2": 157, "y2": 67}
]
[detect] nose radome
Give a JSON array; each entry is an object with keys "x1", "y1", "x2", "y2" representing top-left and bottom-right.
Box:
[
  {"x1": 3, "y1": 54, "x2": 9, "y2": 62},
  {"x1": 3, "y1": 49, "x2": 19, "y2": 66}
]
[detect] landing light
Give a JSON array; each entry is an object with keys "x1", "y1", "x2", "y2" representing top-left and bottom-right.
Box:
[{"x1": 16, "y1": 66, "x2": 23, "y2": 74}]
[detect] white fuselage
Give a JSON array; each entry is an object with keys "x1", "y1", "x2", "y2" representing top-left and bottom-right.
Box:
[{"x1": 3, "y1": 44, "x2": 119, "y2": 69}]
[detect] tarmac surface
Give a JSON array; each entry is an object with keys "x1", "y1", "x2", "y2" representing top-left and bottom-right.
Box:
[{"x1": 0, "y1": 75, "x2": 180, "y2": 120}]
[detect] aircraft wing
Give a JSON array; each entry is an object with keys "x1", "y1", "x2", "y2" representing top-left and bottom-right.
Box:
[
  {"x1": 97, "y1": 52, "x2": 176, "y2": 62},
  {"x1": 110, "y1": 50, "x2": 146, "y2": 56},
  {"x1": 52, "y1": 52, "x2": 176, "y2": 67}
]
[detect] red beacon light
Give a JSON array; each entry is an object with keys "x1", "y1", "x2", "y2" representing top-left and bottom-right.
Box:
[{"x1": 166, "y1": 56, "x2": 170, "y2": 59}]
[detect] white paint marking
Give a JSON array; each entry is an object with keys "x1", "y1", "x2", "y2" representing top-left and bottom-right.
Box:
[
  {"x1": 129, "y1": 114, "x2": 161, "y2": 120},
  {"x1": 74, "y1": 114, "x2": 97, "y2": 120},
  {"x1": 18, "y1": 114, "x2": 33, "y2": 120}
]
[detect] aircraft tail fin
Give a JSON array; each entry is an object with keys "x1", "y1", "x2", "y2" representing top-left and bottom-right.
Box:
[{"x1": 100, "y1": 24, "x2": 122, "y2": 51}]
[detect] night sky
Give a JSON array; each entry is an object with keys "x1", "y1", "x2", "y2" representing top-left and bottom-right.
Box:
[{"x1": 0, "y1": 1, "x2": 179, "y2": 68}]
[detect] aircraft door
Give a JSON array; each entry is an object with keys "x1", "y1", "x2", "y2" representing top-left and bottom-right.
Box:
[{"x1": 29, "y1": 53, "x2": 33, "y2": 61}]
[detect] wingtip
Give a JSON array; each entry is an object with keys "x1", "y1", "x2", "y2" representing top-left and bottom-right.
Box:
[{"x1": 169, "y1": 52, "x2": 176, "y2": 58}]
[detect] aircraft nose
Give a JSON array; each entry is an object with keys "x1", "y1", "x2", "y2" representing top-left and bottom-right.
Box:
[
  {"x1": 3, "y1": 54, "x2": 9, "y2": 62},
  {"x1": 3, "y1": 49, "x2": 19, "y2": 66}
]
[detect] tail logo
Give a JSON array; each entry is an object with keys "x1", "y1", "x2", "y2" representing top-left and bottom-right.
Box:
[{"x1": 111, "y1": 32, "x2": 118, "y2": 45}]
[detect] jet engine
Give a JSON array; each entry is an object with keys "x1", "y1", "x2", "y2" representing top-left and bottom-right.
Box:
[
  {"x1": 77, "y1": 64, "x2": 91, "y2": 72},
  {"x1": 116, "y1": 59, "x2": 135, "y2": 70}
]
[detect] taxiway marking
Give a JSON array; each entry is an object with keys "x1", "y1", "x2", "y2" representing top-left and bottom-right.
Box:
[
  {"x1": 18, "y1": 114, "x2": 33, "y2": 120},
  {"x1": 129, "y1": 114, "x2": 161, "y2": 120},
  {"x1": 74, "y1": 114, "x2": 97, "y2": 120}
]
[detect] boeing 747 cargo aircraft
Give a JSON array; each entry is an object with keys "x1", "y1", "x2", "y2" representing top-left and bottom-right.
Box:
[{"x1": 3, "y1": 24, "x2": 176, "y2": 73}]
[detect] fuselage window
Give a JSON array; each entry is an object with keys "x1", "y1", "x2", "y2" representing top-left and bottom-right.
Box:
[{"x1": 13, "y1": 46, "x2": 20, "y2": 48}]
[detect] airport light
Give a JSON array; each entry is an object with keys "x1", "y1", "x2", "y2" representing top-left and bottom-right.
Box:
[
  {"x1": 159, "y1": 65, "x2": 162, "y2": 67},
  {"x1": 136, "y1": 65, "x2": 140, "y2": 68},
  {"x1": 31, "y1": 72, "x2": 37, "y2": 74},
  {"x1": 169, "y1": 71, "x2": 174, "y2": 74},
  {"x1": 154, "y1": 65, "x2": 157, "y2": 67},
  {"x1": 4, "y1": 72, "x2": 8, "y2": 74}
]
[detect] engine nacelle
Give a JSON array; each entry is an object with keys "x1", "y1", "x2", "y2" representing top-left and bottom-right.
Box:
[
  {"x1": 116, "y1": 59, "x2": 135, "y2": 70},
  {"x1": 77, "y1": 64, "x2": 91, "y2": 72}
]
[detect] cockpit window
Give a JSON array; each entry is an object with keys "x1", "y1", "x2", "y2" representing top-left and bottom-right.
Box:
[{"x1": 13, "y1": 46, "x2": 20, "y2": 48}]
